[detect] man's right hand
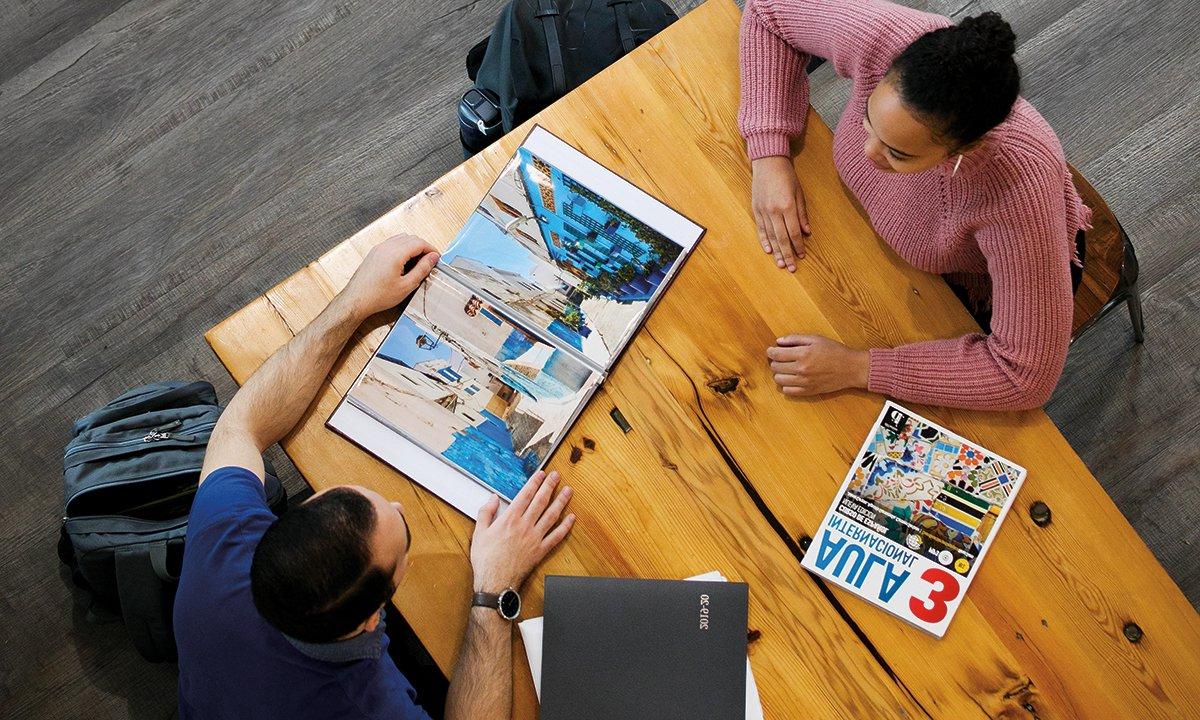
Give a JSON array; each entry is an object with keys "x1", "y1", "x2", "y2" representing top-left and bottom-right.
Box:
[
  {"x1": 751, "y1": 155, "x2": 811, "y2": 272},
  {"x1": 470, "y1": 471, "x2": 575, "y2": 594},
  {"x1": 341, "y1": 233, "x2": 440, "y2": 318}
]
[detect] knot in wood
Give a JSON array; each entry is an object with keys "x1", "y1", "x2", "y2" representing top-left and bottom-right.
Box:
[
  {"x1": 1123, "y1": 621, "x2": 1144, "y2": 643},
  {"x1": 707, "y1": 376, "x2": 740, "y2": 394},
  {"x1": 1029, "y1": 501, "x2": 1052, "y2": 527}
]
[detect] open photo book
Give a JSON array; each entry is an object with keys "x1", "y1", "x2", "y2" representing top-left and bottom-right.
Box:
[
  {"x1": 801, "y1": 402, "x2": 1027, "y2": 637},
  {"x1": 328, "y1": 126, "x2": 704, "y2": 516}
]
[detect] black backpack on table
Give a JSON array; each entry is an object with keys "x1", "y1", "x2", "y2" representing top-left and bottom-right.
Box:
[
  {"x1": 58, "y1": 381, "x2": 286, "y2": 662},
  {"x1": 459, "y1": 0, "x2": 679, "y2": 155}
]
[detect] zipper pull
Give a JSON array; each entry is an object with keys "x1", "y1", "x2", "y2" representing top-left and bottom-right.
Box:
[{"x1": 142, "y1": 420, "x2": 182, "y2": 442}]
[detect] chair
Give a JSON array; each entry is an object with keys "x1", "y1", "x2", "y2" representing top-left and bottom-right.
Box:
[{"x1": 1068, "y1": 165, "x2": 1145, "y2": 343}]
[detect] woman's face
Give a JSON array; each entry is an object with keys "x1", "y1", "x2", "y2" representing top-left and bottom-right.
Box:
[{"x1": 862, "y1": 76, "x2": 953, "y2": 174}]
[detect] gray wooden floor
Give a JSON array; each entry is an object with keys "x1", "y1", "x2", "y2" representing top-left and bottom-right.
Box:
[{"x1": 0, "y1": 0, "x2": 1195, "y2": 717}]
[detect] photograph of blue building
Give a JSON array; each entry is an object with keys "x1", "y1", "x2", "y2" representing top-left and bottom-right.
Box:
[
  {"x1": 441, "y1": 148, "x2": 685, "y2": 366},
  {"x1": 517, "y1": 148, "x2": 676, "y2": 304}
]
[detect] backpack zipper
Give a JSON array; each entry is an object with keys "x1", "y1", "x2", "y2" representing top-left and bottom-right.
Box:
[
  {"x1": 63, "y1": 464, "x2": 207, "y2": 516},
  {"x1": 63, "y1": 513, "x2": 189, "y2": 534},
  {"x1": 63, "y1": 419, "x2": 212, "y2": 458}
]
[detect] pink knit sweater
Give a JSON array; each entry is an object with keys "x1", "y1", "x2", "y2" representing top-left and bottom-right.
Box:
[{"x1": 738, "y1": 0, "x2": 1091, "y2": 411}]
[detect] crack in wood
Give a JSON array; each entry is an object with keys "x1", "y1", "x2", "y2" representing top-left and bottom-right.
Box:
[
  {"x1": 643, "y1": 330, "x2": 935, "y2": 720},
  {"x1": 432, "y1": 0, "x2": 486, "y2": 24}
]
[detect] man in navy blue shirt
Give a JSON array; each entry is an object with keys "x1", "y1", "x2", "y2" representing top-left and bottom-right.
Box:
[{"x1": 175, "y1": 235, "x2": 576, "y2": 719}]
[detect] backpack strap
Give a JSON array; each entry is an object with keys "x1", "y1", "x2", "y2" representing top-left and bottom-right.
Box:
[
  {"x1": 608, "y1": 0, "x2": 637, "y2": 54},
  {"x1": 535, "y1": 0, "x2": 567, "y2": 95},
  {"x1": 114, "y1": 542, "x2": 179, "y2": 662}
]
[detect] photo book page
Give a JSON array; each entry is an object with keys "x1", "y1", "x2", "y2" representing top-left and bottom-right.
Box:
[{"x1": 329, "y1": 126, "x2": 704, "y2": 517}]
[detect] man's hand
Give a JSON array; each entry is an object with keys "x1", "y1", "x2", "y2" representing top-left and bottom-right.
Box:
[
  {"x1": 200, "y1": 233, "x2": 439, "y2": 483},
  {"x1": 447, "y1": 472, "x2": 573, "y2": 720},
  {"x1": 470, "y1": 471, "x2": 575, "y2": 594},
  {"x1": 767, "y1": 334, "x2": 869, "y2": 396},
  {"x1": 751, "y1": 155, "x2": 810, "y2": 272},
  {"x1": 342, "y1": 234, "x2": 440, "y2": 318}
]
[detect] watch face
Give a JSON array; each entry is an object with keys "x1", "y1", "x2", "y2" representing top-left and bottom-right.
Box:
[{"x1": 498, "y1": 589, "x2": 521, "y2": 620}]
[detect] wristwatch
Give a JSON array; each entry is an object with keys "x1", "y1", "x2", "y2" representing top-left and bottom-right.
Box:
[{"x1": 472, "y1": 587, "x2": 521, "y2": 621}]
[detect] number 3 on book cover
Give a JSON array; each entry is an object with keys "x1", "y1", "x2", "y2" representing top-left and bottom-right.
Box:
[{"x1": 801, "y1": 402, "x2": 1027, "y2": 637}]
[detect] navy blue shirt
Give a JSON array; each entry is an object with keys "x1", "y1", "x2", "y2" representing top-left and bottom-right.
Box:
[{"x1": 174, "y1": 466, "x2": 429, "y2": 720}]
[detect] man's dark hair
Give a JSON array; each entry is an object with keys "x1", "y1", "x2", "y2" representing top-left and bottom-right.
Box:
[
  {"x1": 889, "y1": 12, "x2": 1021, "y2": 149},
  {"x1": 251, "y1": 487, "x2": 395, "y2": 643}
]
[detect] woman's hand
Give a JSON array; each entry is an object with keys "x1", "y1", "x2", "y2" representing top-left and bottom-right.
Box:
[
  {"x1": 767, "y1": 334, "x2": 869, "y2": 396},
  {"x1": 751, "y1": 155, "x2": 811, "y2": 272}
]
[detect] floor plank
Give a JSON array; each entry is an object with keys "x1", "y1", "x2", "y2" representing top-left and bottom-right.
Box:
[
  {"x1": 0, "y1": 0, "x2": 1193, "y2": 717},
  {"x1": 0, "y1": 0, "x2": 134, "y2": 85}
]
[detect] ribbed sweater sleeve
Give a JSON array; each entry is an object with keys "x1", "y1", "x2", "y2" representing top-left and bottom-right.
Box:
[
  {"x1": 867, "y1": 151, "x2": 1075, "y2": 410},
  {"x1": 737, "y1": 0, "x2": 946, "y2": 159}
]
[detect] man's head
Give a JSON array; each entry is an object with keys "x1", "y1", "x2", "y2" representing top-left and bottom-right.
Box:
[{"x1": 250, "y1": 486, "x2": 411, "y2": 644}]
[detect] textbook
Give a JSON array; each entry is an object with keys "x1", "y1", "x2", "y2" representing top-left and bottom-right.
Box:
[
  {"x1": 802, "y1": 402, "x2": 1027, "y2": 637},
  {"x1": 328, "y1": 126, "x2": 704, "y2": 517},
  {"x1": 540, "y1": 575, "x2": 749, "y2": 720}
]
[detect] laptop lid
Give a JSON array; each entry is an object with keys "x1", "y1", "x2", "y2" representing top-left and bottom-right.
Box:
[{"x1": 541, "y1": 575, "x2": 749, "y2": 720}]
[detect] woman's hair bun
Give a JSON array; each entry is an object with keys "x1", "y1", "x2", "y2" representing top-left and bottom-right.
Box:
[
  {"x1": 888, "y1": 10, "x2": 1021, "y2": 147},
  {"x1": 957, "y1": 11, "x2": 1016, "y2": 58}
]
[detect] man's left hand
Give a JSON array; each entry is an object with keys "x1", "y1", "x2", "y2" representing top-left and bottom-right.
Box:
[
  {"x1": 343, "y1": 234, "x2": 440, "y2": 318},
  {"x1": 767, "y1": 334, "x2": 870, "y2": 396}
]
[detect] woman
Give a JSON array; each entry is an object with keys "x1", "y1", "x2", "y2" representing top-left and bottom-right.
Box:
[{"x1": 740, "y1": 0, "x2": 1090, "y2": 410}]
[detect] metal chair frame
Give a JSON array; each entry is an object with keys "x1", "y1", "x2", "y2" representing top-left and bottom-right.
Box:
[{"x1": 1071, "y1": 220, "x2": 1146, "y2": 344}]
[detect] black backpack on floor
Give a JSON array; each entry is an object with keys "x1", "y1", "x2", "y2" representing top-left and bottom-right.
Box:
[
  {"x1": 459, "y1": 0, "x2": 678, "y2": 155},
  {"x1": 58, "y1": 381, "x2": 286, "y2": 662}
]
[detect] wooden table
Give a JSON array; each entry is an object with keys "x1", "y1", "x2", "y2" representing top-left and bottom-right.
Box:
[{"x1": 207, "y1": 1, "x2": 1200, "y2": 716}]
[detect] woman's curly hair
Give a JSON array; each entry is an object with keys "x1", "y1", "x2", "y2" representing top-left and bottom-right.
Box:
[{"x1": 889, "y1": 12, "x2": 1021, "y2": 149}]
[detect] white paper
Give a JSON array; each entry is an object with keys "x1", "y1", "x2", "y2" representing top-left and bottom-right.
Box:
[{"x1": 519, "y1": 571, "x2": 764, "y2": 719}]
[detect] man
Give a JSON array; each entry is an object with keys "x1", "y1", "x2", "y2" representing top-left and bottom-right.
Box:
[{"x1": 174, "y1": 235, "x2": 576, "y2": 719}]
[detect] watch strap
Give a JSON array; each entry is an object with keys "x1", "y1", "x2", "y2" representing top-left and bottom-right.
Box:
[{"x1": 472, "y1": 591, "x2": 500, "y2": 609}]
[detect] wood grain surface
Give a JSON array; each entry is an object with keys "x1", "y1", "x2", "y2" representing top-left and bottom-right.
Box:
[
  {"x1": 4, "y1": 0, "x2": 1198, "y2": 717},
  {"x1": 207, "y1": 2, "x2": 1200, "y2": 717}
]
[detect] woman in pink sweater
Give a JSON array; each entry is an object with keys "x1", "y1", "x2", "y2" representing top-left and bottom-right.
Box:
[{"x1": 740, "y1": 0, "x2": 1090, "y2": 410}]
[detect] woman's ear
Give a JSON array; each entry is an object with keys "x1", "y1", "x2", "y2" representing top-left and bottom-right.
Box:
[{"x1": 362, "y1": 608, "x2": 383, "y2": 633}]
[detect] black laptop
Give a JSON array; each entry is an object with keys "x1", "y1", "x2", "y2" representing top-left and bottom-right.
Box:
[{"x1": 541, "y1": 575, "x2": 749, "y2": 720}]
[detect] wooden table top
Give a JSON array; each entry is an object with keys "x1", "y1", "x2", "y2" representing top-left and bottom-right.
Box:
[{"x1": 206, "y1": 1, "x2": 1200, "y2": 717}]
